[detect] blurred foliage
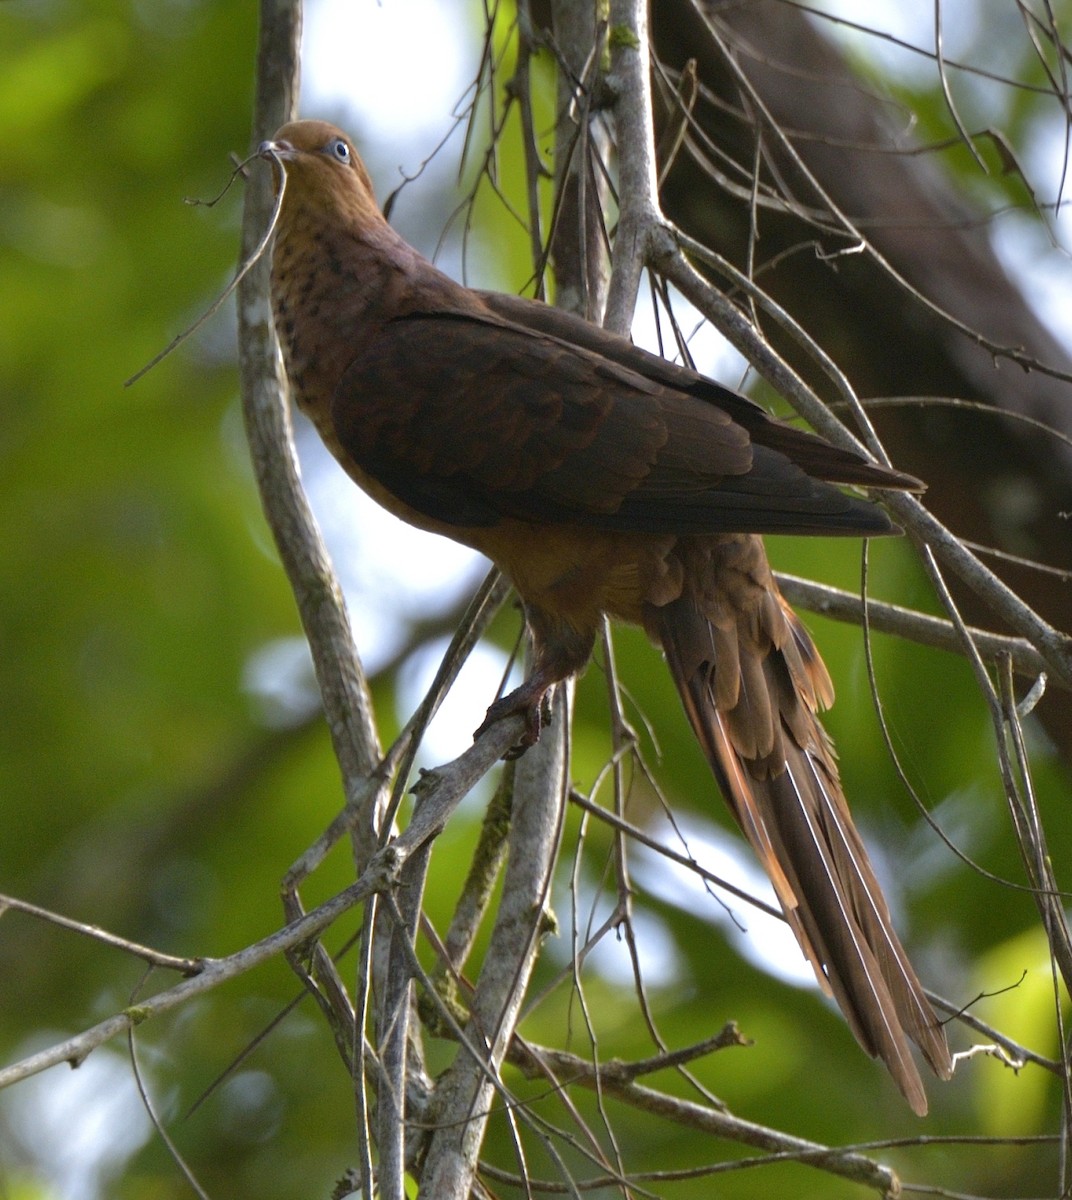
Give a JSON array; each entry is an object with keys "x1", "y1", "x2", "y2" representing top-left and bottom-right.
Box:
[{"x1": 0, "y1": 2, "x2": 1069, "y2": 1198}]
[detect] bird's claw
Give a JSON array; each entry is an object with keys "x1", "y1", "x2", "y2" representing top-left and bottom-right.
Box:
[{"x1": 474, "y1": 686, "x2": 553, "y2": 759}]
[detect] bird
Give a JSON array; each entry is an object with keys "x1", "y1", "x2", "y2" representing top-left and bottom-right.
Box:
[{"x1": 258, "y1": 119, "x2": 952, "y2": 1114}]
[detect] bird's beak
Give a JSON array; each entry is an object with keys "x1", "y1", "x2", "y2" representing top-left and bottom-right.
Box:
[{"x1": 258, "y1": 138, "x2": 295, "y2": 161}]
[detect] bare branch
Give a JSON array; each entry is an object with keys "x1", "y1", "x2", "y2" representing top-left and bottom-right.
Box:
[
  {"x1": 774, "y1": 572, "x2": 1059, "y2": 689},
  {"x1": 651, "y1": 233, "x2": 1072, "y2": 691},
  {"x1": 421, "y1": 698, "x2": 570, "y2": 1197},
  {"x1": 0, "y1": 862, "x2": 389, "y2": 1092},
  {"x1": 0, "y1": 712, "x2": 525, "y2": 1095},
  {"x1": 237, "y1": 0, "x2": 383, "y2": 844},
  {"x1": 0, "y1": 894, "x2": 202, "y2": 975},
  {"x1": 604, "y1": 0, "x2": 662, "y2": 334},
  {"x1": 508, "y1": 1040, "x2": 901, "y2": 1195}
]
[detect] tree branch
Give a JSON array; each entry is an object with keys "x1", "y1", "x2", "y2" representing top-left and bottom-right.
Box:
[
  {"x1": 604, "y1": 0, "x2": 662, "y2": 335},
  {"x1": 507, "y1": 1039, "x2": 900, "y2": 1195},
  {"x1": 0, "y1": 710, "x2": 525, "y2": 1095},
  {"x1": 421, "y1": 701, "x2": 570, "y2": 1197},
  {"x1": 238, "y1": 0, "x2": 383, "y2": 844},
  {"x1": 774, "y1": 572, "x2": 1060, "y2": 690},
  {"x1": 652, "y1": 233, "x2": 1072, "y2": 691}
]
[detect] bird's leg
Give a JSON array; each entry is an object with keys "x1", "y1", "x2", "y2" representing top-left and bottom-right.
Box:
[
  {"x1": 474, "y1": 670, "x2": 558, "y2": 756},
  {"x1": 474, "y1": 608, "x2": 595, "y2": 756}
]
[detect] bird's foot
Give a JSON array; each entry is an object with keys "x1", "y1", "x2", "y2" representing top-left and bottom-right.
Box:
[{"x1": 474, "y1": 681, "x2": 554, "y2": 759}]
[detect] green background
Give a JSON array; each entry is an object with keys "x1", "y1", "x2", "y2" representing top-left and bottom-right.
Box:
[{"x1": 0, "y1": 2, "x2": 1068, "y2": 1196}]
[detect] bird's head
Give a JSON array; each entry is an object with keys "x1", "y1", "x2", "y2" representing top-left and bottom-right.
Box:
[{"x1": 259, "y1": 120, "x2": 379, "y2": 223}]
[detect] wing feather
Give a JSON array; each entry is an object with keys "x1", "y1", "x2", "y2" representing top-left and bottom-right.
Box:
[{"x1": 331, "y1": 310, "x2": 895, "y2": 535}]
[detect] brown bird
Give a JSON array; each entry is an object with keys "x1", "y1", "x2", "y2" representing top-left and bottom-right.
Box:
[{"x1": 259, "y1": 120, "x2": 952, "y2": 1113}]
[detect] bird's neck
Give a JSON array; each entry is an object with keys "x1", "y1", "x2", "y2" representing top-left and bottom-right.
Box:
[
  {"x1": 269, "y1": 196, "x2": 483, "y2": 453},
  {"x1": 269, "y1": 209, "x2": 413, "y2": 418}
]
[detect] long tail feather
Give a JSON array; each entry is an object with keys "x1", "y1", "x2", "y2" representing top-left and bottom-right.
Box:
[{"x1": 651, "y1": 552, "x2": 951, "y2": 1114}]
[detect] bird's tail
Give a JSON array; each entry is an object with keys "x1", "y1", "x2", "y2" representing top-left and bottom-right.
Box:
[{"x1": 648, "y1": 555, "x2": 952, "y2": 1114}]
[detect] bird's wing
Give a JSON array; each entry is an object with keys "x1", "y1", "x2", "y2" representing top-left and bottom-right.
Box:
[
  {"x1": 474, "y1": 290, "x2": 923, "y2": 492},
  {"x1": 332, "y1": 309, "x2": 894, "y2": 536}
]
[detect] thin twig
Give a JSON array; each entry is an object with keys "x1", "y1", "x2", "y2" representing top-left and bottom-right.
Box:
[
  {"x1": 0, "y1": 894, "x2": 202, "y2": 975},
  {"x1": 653, "y1": 233, "x2": 1072, "y2": 691},
  {"x1": 128, "y1": 1008, "x2": 212, "y2": 1200},
  {"x1": 507, "y1": 1040, "x2": 900, "y2": 1194},
  {"x1": 774, "y1": 573, "x2": 1059, "y2": 688},
  {"x1": 124, "y1": 154, "x2": 273, "y2": 387},
  {"x1": 0, "y1": 713, "x2": 524, "y2": 1094}
]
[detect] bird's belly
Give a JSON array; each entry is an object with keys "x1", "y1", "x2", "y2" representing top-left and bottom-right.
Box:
[
  {"x1": 317, "y1": 419, "x2": 684, "y2": 636},
  {"x1": 477, "y1": 521, "x2": 683, "y2": 634}
]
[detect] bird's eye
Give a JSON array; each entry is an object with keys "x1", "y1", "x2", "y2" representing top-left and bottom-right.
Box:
[{"x1": 327, "y1": 138, "x2": 350, "y2": 164}]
